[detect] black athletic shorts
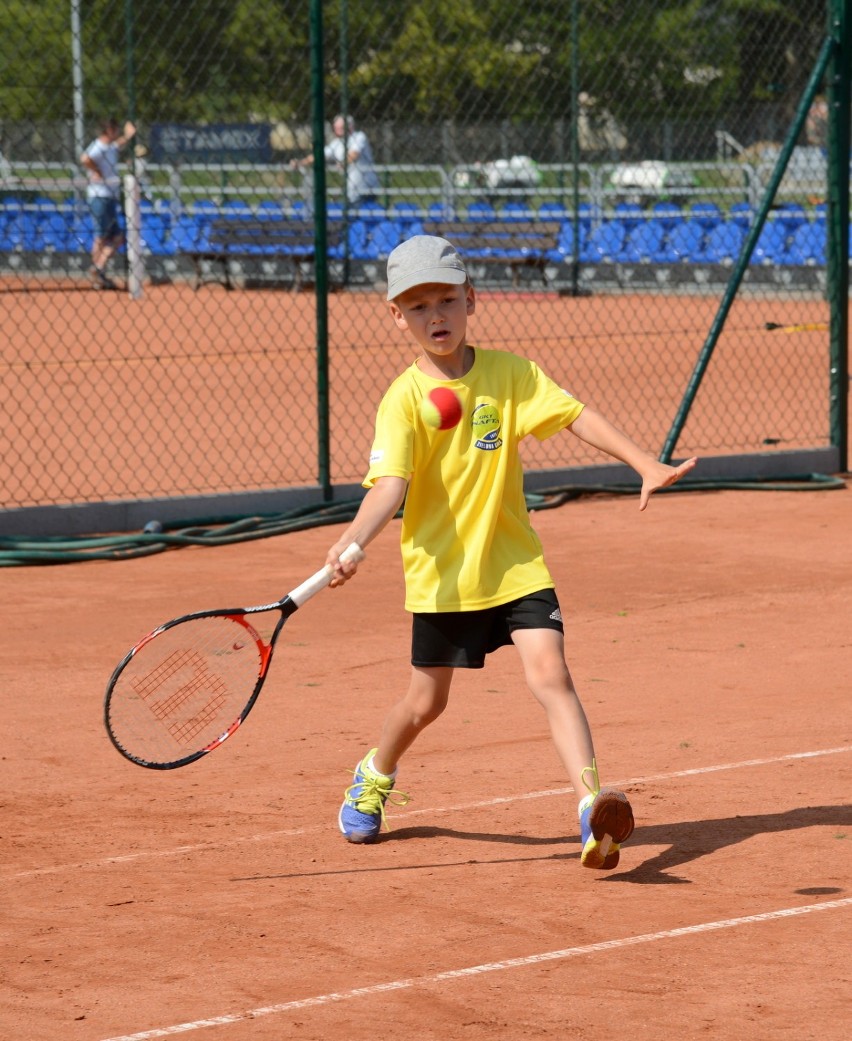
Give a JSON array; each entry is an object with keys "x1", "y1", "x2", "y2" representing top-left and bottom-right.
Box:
[{"x1": 411, "y1": 589, "x2": 564, "y2": 670}]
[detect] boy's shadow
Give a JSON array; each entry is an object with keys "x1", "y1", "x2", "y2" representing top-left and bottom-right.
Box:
[{"x1": 390, "y1": 804, "x2": 852, "y2": 885}]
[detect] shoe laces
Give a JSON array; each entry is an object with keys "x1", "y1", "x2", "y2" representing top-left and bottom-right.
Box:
[
  {"x1": 580, "y1": 757, "x2": 601, "y2": 799},
  {"x1": 344, "y1": 774, "x2": 410, "y2": 832}
]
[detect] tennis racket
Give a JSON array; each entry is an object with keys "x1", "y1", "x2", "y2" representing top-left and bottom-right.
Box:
[{"x1": 104, "y1": 542, "x2": 364, "y2": 770}]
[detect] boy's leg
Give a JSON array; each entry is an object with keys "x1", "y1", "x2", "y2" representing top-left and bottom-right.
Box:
[
  {"x1": 511, "y1": 627, "x2": 634, "y2": 868},
  {"x1": 511, "y1": 628, "x2": 595, "y2": 797},
  {"x1": 373, "y1": 665, "x2": 452, "y2": 774},
  {"x1": 339, "y1": 666, "x2": 452, "y2": 843}
]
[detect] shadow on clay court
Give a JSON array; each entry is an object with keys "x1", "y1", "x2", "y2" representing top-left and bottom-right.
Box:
[
  {"x1": 607, "y1": 803, "x2": 852, "y2": 885},
  {"x1": 232, "y1": 804, "x2": 851, "y2": 886}
]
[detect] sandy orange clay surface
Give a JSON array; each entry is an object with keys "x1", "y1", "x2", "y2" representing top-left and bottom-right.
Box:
[{"x1": 2, "y1": 482, "x2": 850, "y2": 1040}]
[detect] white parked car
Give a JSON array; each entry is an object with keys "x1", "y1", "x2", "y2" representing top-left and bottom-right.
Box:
[{"x1": 609, "y1": 160, "x2": 697, "y2": 205}]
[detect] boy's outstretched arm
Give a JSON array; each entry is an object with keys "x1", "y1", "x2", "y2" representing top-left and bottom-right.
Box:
[
  {"x1": 568, "y1": 406, "x2": 697, "y2": 511},
  {"x1": 326, "y1": 475, "x2": 409, "y2": 584}
]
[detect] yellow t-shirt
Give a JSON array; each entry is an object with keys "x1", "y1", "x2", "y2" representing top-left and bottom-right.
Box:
[{"x1": 364, "y1": 347, "x2": 585, "y2": 612}]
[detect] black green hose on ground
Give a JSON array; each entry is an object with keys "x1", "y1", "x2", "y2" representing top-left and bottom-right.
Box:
[{"x1": 0, "y1": 473, "x2": 845, "y2": 566}]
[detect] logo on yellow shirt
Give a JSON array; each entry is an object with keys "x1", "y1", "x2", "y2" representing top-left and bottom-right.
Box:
[{"x1": 472, "y1": 403, "x2": 502, "y2": 452}]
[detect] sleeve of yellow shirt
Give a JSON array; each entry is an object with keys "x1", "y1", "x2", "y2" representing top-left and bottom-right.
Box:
[
  {"x1": 363, "y1": 370, "x2": 417, "y2": 489},
  {"x1": 515, "y1": 359, "x2": 585, "y2": 440}
]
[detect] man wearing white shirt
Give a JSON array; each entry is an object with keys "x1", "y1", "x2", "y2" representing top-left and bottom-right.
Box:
[
  {"x1": 294, "y1": 114, "x2": 380, "y2": 209},
  {"x1": 81, "y1": 118, "x2": 135, "y2": 289}
]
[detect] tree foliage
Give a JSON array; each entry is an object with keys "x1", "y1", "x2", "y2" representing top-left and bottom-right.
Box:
[{"x1": 0, "y1": 0, "x2": 829, "y2": 136}]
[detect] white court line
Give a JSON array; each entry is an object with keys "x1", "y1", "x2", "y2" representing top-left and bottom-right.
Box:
[
  {"x1": 98, "y1": 897, "x2": 852, "y2": 1041},
  {"x1": 6, "y1": 744, "x2": 851, "y2": 882}
]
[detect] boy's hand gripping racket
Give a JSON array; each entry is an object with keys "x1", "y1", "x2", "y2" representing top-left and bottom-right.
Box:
[{"x1": 104, "y1": 543, "x2": 364, "y2": 770}]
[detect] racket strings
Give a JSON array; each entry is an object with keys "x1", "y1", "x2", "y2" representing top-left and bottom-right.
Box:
[
  {"x1": 133, "y1": 647, "x2": 230, "y2": 737},
  {"x1": 107, "y1": 613, "x2": 270, "y2": 765}
]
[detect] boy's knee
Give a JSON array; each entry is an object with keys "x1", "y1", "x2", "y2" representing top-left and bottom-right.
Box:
[{"x1": 405, "y1": 690, "x2": 449, "y2": 728}]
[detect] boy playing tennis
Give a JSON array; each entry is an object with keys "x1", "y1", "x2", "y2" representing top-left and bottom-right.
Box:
[{"x1": 327, "y1": 235, "x2": 696, "y2": 869}]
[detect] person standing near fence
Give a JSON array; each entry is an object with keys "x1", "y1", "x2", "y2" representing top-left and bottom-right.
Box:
[
  {"x1": 80, "y1": 118, "x2": 136, "y2": 289},
  {"x1": 292, "y1": 114, "x2": 380, "y2": 210}
]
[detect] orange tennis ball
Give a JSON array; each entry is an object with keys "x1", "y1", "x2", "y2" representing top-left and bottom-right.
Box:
[{"x1": 420, "y1": 387, "x2": 463, "y2": 430}]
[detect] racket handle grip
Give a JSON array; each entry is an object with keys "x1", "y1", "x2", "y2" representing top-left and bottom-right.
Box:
[
  {"x1": 338, "y1": 541, "x2": 366, "y2": 566},
  {"x1": 288, "y1": 541, "x2": 365, "y2": 608}
]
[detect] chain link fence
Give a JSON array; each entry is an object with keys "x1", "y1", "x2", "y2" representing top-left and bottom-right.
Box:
[{"x1": 0, "y1": 0, "x2": 847, "y2": 535}]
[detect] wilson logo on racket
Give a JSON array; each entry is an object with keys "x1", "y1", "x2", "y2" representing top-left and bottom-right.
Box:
[{"x1": 103, "y1": 543, "x2": 364, "y2": 770}]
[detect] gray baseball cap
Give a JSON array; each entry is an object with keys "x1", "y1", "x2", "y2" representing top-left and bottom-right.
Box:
[{"x1": 386, "y1": 235, "x2": 468, "y2": 300}]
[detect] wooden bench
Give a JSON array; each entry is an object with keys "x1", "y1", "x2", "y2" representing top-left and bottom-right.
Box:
[
  {"x1": 188, "y1": 219, "x2": 343, "y2": 290},
  {"x1": 422, "y1": 220, "x2": 562, "y2": 287}
]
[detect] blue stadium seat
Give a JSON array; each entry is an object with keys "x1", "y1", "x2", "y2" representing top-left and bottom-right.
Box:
[
  {"x1": 500, "y1": 201, "x2": 535, "y2": 222},
  {"x1": 703, "y1": 222, "x2": 746, "y2": 264},
  {"x1": 546, "y1": 221, "x2": 579, "y2": 261},
  {"x1": 729, "y1": 202, "x2": 753, "y2": 229},
  {"x1": 663, "y1": 220, "x2": 707, "y2": 262},
  {"x1": 370, "y1": 219, "x2": 403, "y2": 257},
  {"x1": 400, "y1": 219, "x2": 425, "y2": 241},
  {"x1": 37, "y1": 212, "x2": 72, "y2": 253},
  {"x1": 0, "y1": 197, "x2": 24, "y2": 219},
  {"x1": 577, "y1": 203, "x2": 599, "y2": 234},
  {"x1": 749, "y1": 221, "x2": 787, "y2": 264},
  {"x1": 390, "y1": 200, "x2": 419, "y2": 218},
  {"x1": 581, "y1": 220, "x2": 626, "y2": 263},
  {"x1": 427, "y1": 201, "x2": 453, "y2": 221},
  {"x1": 466, "y1": 200, "x2": 497, "y2": 221},
  {"x1": 614, "y1": 202, "x2": 644, "y2": 230},
  {"x1": 0, "y1": 213, "x2": 23, "y2": 251},
  {"x1": 651, "y1": 201, "x2": 683, "y2": 229},
  {"x1": 16, "y1": 211, "x2": 41, "y2": 251},
  {"x1": 68, "y1": 213, "x2": 95, "y2": 254},
  {"x1": 785, "y1": 221, "x2": 826, "y2": 265},
  {"x1": 31, "y1": 198, "x2": 60, "y2": 223},
  {"x1": 772, "y1": 202, "x2": 807, "y2": 237},
  {"x1": 346, "y1": 219, "x2": 377, "y2": 259},
  {"x1": 140, "y1": 213, "x2": 174, "y2": 255},
  {"x1": 390, "y1": 201, "x2": 421, "y2": 233},
  {"x1": 192, "y1": 199, "x2": 220, "y2": 217},
  {"x1": 620, "y1": 220, "x2": 666, "y2": 262},
  {"x1": 189, "y1": 200, "x2": 219, "y2": 245},
  {"x1": 538, "y1": 201, "x2": 569, "y2": 221},
  {"x1": 689, "y1": 202, "x2": 723, "y2": 230},
  {"x1": 257, "y1": 200, "x2": 285, "y2": 220},
  {"x1": 170, "y1": 214, "x2": 202, "y2": 253},
  {"x1": 354, "y1": 200, "x2": 386, "y2": 224},
  {"x1": 221, "y1": 199, "x2": 254, "y2": 218}
]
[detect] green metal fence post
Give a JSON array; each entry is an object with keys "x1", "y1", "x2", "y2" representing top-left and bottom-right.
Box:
[
  {"x1": 310, "y1": 0, "x2": 331, "y2": 498},
  {"x1": 569, "y1": 0, "x2": 581, "y2": 296},
  {"x1": 660, "y1": 34, "x2": 835, "y2": 464},
  {"x1": 827, "y1": 0, "x2": 850, "y2": 471},
  {"x1": 339, "y1": 0, "x2": 351, "y2": 285}
]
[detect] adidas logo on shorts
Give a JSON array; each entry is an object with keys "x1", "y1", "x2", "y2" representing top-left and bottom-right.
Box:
[{"x1": 549, "y1": 608, "x2": 563, "y2": 623}]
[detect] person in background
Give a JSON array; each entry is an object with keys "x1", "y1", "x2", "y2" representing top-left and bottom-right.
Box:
[
  {"x1": 292, "y1": 114, "x2": 380, "y2": 210},
  {"x1": 80, "y1": 118, "x2": 135, "y2": 289}
]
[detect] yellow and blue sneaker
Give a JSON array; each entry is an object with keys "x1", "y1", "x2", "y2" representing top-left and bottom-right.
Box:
[
  {"x1": 578, "y1": 760, "x2": 634, "y2": 870},
  {"x1": 338, "y1": 748, "x2": 410, "y2": 844}
]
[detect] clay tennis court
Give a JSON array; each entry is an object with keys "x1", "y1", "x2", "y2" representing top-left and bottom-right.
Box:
[{"x1": 3, "y1": 481, "x2": 850, "y2": 1040}]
